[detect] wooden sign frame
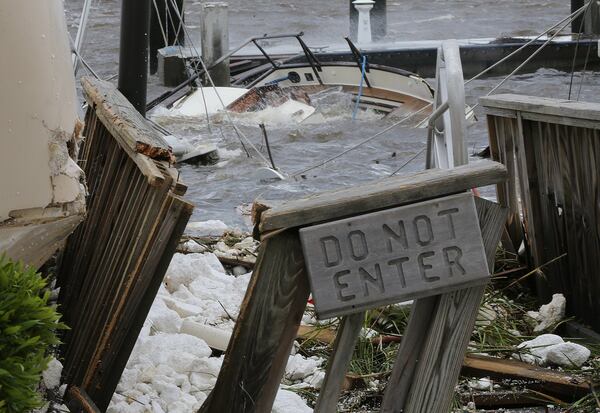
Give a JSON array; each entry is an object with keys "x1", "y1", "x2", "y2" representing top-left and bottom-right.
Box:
[{"x1": 199, "y1": 160, "x2": 507, "y2": 413}]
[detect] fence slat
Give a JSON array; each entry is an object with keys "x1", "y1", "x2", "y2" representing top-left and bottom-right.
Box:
[{"x1": 58, "y1": 77, "x2": 192, "y2": 410}]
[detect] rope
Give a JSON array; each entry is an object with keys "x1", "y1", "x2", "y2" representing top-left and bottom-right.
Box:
[
  {"x1": 352, "y1": 55, "x2": 368, "y2": 121},
  {"x1": 576, "y1": 38, "x2": 593, "y2": 100},
  {"x1": 292, "y1": 103, "x2": 433, "y2": 177},
  {"x1": 70, "y1": 43, "x2": 101, "y2": 80},
  {"x1": 73, "y1": 0, "x2": 95, "y2": 74},
  {"x1": 568, "y1": 1, "x2": 593, "y2": 99},
  {"x1": 466, "y1": 6, "x2": 587, "y2": 117},
  {"x1": 466, "y1": 3, "x2": 589, "y2": 84},
  {"x1": 148, "y1": 0, "x2": 212, "y2": 129},
  {"x1": 152, "y1": 0, "x2": 169, "y2": 47},
  {"x1": 167, "y1": 0, "x2": 274, "y2": 168},
  {"x1": 390, "y1": 147, "x2": 427, "y2": 176},
  {"x1": 265, "y1": 75, "x2": 290, "y2": 85}
]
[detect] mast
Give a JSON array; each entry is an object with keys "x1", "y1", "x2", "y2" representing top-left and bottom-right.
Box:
[{"x1": 118, "y1": 0, "x2": 151, "y2": 116}]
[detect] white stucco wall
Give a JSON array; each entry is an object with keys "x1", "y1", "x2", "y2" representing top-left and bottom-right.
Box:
[{"x1": 0, "y1": 0, "x2": 83, "y2": 222}]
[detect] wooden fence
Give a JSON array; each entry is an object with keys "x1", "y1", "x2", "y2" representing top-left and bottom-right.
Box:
[
  {"x1": 57, "y1": 77, "x2": 193, "y2": 411},
  {"x1": 482, "y1": 94, "x2": 600, "y2": 331}
]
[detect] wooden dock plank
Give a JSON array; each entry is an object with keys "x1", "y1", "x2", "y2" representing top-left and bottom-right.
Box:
[
  {"x1": 462, "y1": 354, "x2": 590, "y2": 399},
  {"x1": 481, "y1": 94, "x2": 600, "y2": 123}
]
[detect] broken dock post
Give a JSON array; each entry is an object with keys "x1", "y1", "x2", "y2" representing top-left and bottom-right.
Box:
[{"x1": 482, "y1": 93, "x2": 600, "y2": 334}]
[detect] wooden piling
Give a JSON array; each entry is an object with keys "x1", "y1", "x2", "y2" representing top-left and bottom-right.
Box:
[
  {"x1": 118, "y1": 0, "x2": 151, "y2": 116},
  {"x1": 200, "y1": 2, "x2": 230, "y2": 87},
  {"x1": 572, "y1": 0, "x2": 586, "y2": 33}
]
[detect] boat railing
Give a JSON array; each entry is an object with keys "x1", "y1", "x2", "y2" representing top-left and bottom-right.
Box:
[
  {"x1": 147, "y1": 32, "x2": 309, "y2": 111},
  {"x1": 426, "y1": 40, "x2": 469, "y2": 169}
]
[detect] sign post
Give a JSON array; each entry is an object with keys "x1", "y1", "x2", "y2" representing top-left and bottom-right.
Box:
[{"x1": 199, "y1": 161, "x2": 508, "y2": 413}]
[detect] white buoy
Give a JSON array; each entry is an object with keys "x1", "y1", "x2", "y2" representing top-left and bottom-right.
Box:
[{"x1": 353, "y1": 0, "x2": 375, "y2": 45}]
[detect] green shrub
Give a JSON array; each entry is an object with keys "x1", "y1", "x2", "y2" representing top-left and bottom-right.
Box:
[{"x1": 0, "y1": 256, "x2": 67, "y2": 413}]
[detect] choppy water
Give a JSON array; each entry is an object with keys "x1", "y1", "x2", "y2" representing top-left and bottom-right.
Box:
[{"x1": 65, "y1": 0, "x2": 600, "y2": 229}]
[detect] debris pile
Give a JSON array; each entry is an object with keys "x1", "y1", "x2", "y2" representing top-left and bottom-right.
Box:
[
  {"x1": 107, "y1": 226, "x2": 599, "y2": 413},
  {"x1": 108, "y1": 221, "x2": 317, "y2": 413}
]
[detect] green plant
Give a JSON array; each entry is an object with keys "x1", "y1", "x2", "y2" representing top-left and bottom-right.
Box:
[{"x1": 0, "y1": 256, "x2": 67, "y2": 413}]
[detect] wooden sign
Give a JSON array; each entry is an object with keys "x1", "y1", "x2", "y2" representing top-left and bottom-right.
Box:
[{"x1": 299, "y1": 192, "x2": 489, "y2": 319}]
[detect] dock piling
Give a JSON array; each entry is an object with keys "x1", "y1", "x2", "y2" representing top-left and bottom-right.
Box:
[
  {"x1": 200, "y1": 2, "x2": 230, "y2": 87},
  {"x1": 349, "y1": 0, "x2": 386, "y2": 42},
  {"x1": 150, "y1": 0, "x2": 184, "y2": 74},
  {"x1": 584, "y1": 0, "x2": 600, "y2": 34},
  {"x1": 118, "y1": 0, "x2": 151, "y2": 116}
]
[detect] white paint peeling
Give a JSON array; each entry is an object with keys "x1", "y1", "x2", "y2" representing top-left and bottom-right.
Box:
[{"x1": 0, "y1": 1, "x2": 85, "y2": 223}]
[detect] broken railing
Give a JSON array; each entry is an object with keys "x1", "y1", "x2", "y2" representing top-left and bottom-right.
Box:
[
  {"x1": 57, "y1": 77, "x2": 193, "y2": 411},
  {"x1": 481, "y1": 94, "x2": 600, "y2": 332}
]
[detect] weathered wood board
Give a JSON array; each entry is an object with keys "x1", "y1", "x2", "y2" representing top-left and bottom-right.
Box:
[
  {"x1": 257, "y1": 160, "x2": 507, "y2": 233},
  {"x1": 483, "y1": 94, "x2": 600, "y2": 332},
  {"x1": 299, "y1": 192, "x2": 489, "y2": 319}
]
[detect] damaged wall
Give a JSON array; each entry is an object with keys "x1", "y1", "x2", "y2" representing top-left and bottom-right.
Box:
[{"x1": 0, "y1": 0, "x2": 85, "y2": 223}]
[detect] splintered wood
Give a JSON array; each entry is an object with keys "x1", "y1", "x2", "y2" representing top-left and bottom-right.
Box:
[
  {"x1": 58, "y1": 77, "x2": 193, "y2": 412},
  {"x1": 300, "y1": 193, "x2": 489, "y2": 318}
]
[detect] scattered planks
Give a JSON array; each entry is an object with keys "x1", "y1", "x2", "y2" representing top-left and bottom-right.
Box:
[
  {"x1": 462, "y1": 354, "x2": 590, "y2": 400},
  {"x1": 296, "y1": 325, "x2": 591, "y2": 403},
  {"x1": 58, "y1": 78, "x2": 193, "y2": 411}
]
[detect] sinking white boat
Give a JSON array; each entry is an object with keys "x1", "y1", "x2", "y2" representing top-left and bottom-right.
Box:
[{"x1": 164, "y1": 36, "x2": 435, "y2": 126}]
